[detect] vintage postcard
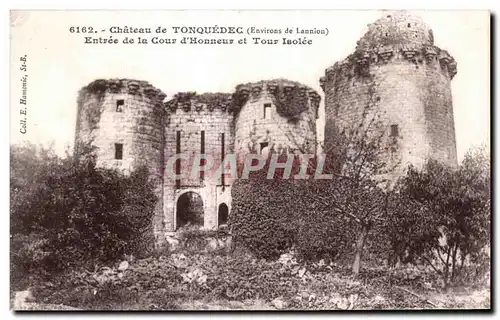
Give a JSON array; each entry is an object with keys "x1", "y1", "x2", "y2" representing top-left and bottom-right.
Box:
[{"x1": 10, "y1": 9, "x2": 491, "y2": 311}]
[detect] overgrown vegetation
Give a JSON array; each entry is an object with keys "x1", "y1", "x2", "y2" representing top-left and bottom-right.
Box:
[
  {"x1": 28, "y1": 245, "x2": 490, "y2": 310},
  {"x1": 230, "y1": 80, "x2": 315, "y2": 120},
  {"x1": 229, "y1": 106, "x2": 490, "y2": 286},
  {"x1": 269, "y1": 83, "x2": 310, "y2": 120},
  {"x1": 10, "y1": 143, "x2": 157, "y2": 291},
  {"x1": 387, "y1": 147, "x2": 491, "y2": 287},
  {"x1": 10, "y1": 125, "x2": 490, "y2": 310}
]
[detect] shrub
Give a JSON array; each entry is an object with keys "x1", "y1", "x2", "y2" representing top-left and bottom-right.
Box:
[
  {"x1": 10, "y1": 143, "x2": 158, "y2": 280},
  {"x1": 230, "y1": 176, "x2": 297, "y2": 260},
  {"x1": 389, "y1": 147, "x2": 491, "y2": 287},
  {"x1": 204, "y1": 254, "x2": 300, "y2": 301},
  {"x1": 295, "y1": 212, "x2": 356, "y2": 263},
  {"x1": 229, "y1": 151, "x2": 353, "y2": 262}
]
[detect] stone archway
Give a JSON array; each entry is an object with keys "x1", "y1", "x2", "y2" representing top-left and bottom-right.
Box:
[
  {"x1": 176, "y1": 191, "x2": 204, "y2": 230},
  {"x1": 218, "y1": 203, "x2": 229, "y2": 227}
]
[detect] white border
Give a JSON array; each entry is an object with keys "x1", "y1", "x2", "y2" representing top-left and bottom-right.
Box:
[{"x1": 2, "y1": 1, "x2": 496, "y2": 319}]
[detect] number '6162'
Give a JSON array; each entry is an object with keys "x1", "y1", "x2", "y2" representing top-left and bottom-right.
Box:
[{"x1": 69, "y1": 26, "x2": 95, "y2": 33}]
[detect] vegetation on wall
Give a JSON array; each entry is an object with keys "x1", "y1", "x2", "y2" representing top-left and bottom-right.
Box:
[
  {"x1": 229, "y1": 85, "x2": 250, "y2": 114},
  {"x1": 229, "y1": 80, "x2": 317, "y2": 121},
  {"x1": 76, "y1": 80, "x2": 109, "y2": 131},
  {"x1": 165, "y1": 92, "x2": 196, "y2": 111},
  {"x1": 194, "y1": 93, "x2": 232, "y2": 111},
  {"x1": 269, "y1": 84, "x2": 310, "y2": 120},
  {"x1": 165, "y1": 92, "x2": 232, "y2": 112},
  {"x1": 84, "y1": 79, "x2": 110, "y2": 95}
]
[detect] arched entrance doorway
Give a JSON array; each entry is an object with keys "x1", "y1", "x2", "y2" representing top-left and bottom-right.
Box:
[
  {"x1": 218, "y1": 203, "x2": 229, "y2": 227},
  {"x1": 176, "y1": 192, "x2": 204, "y2": 230}
]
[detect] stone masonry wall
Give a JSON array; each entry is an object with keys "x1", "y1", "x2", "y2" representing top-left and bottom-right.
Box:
[
  {"x1": 356, "y1": 11, "x2": 434, "y2": 50},
  {"x1": 162, "y1": 93, "x2": 234, "y2": 233},
  {"x1": 233, "y1": 80, "x2": 320, "y2": 163},
  {"x1": 322, "y1": 11, "x2": 458, "y2": 180},
  {"x1": 75, "y1": 79, "x2": 166, "y2": 243},
  {"x1": 164, "y1": 93, "x2": 234, "y2": 187}
]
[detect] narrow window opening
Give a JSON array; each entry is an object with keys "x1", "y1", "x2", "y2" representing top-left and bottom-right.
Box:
[
  {"x1": 408, "y1": 23, "x2": 411, "y2": 28},
  {"x1": 390, "y1": 124, "x2": 399, "y2": 137},
  {"x1": 200, "y1": 131, "x2": 205, "y2": 181},
  {"x1": 263, "y1": 103, "x2": 272, "y2": 119},
  {"x1": 116, "y1": 99, "x2": 124, "y2": 112},
  {"x1": 114, "y1": 143, "x2": 123, "y2": 160},
  {"x1": 221, "y1": 133, "x2": 225, "y2": 187},
  {"x1": 176, "y1": 131, "x2": 181, "y2": 189}
]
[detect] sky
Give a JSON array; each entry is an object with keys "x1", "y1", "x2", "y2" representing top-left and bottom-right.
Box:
[{"x1": 9, "y1": 10, "x2": 490, "y2": 161}]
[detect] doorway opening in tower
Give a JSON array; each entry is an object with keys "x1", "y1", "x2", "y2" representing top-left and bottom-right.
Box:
[
  {"x1": 176, "y1": 192, "x2": 204, "y2": 230},
  {"x1": 218, "y1": 203, "x2": 229, "y2": 227}
]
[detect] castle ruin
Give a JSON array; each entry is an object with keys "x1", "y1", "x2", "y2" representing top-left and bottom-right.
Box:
[
  {"x1": 74, "y1": 11, "x2": 458, "y2": 244},
  {"x1": 321, "y1": 11, "x2": 457, "y2": 179}
]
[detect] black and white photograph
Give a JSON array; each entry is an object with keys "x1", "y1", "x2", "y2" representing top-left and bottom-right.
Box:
[{"x1": 9, "y1": 8, "x2": 491, "y2": 311}]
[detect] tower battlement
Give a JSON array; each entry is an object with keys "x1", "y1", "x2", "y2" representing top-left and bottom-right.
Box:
[
  {"x1": 321, "y1": 44, "x2": 457, "y2": 87},
  {"x1": 233, "y1": 79, "x2": 320, "y2": 119},
  {"x1": 165, "y1": 92, "x2": 233, "y2": 113},
  {"x1": 78, "y1": 78, "x2": 166, "y2": 103}
]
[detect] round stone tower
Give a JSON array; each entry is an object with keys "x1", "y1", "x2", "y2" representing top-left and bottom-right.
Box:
[
  {"x1": 321, "y1": 11, "x2": 458, "y2": 178},
  {"x1": 74, "y1": 78, "x2": 166, "y2": 238},
  {"x1": 232, "y1": 79, "x2": 320, "y2": 160}
]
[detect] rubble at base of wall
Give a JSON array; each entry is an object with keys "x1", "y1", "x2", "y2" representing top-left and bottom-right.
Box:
[{"x1": 156, "y1": 227, "x2": 229, "y2": 253}]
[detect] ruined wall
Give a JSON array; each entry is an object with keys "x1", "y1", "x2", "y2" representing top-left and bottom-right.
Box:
[
  {"x1": 162, "y1": 93, "x2": 234, "y2": 232},
  {"x1": 233, "y1": 79, "x2": 320, "y2": 163},
  {"x1": 322, "y1": 11, "x2": 457, "y2": 179},
  {"x1": 75, "y1": 79, "x2": 166, "y2": 241}
]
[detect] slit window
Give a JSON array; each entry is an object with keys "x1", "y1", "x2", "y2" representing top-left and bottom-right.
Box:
[
  {"x1": 263, "y1": 103, "x2": 272, "y2": 119},
  {"x1": 116, "y1": 99, "x2": 124, "y2": 112},
  {"x1": 390, "y1": 125, "x2": 399, "y2": 137},
  {"x1": 114, "y1": 143, "x2": 123, "y2": 160},
  {"x1": 200, "y1": 131, "x2": 205, "y2": 181},
  {"x1": 221, "y1": 133, "x2": 226, "y2": 186},
  {"x1": 176, "y1": 131, "x2": 181, "y2": 189}
]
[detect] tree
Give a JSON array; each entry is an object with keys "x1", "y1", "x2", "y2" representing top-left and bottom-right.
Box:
[
  {"x1": 318, "y1": 118, "x2": 393, "y2": 275},
  {"x1": 308, "y1": 74, "x2": 397, "y2": 275},
  {"x1": 10, "y1": 142, "x2": 66, "y2": 234},
  {"x1": 391, "y1": 146, "x2": 491, "y2": 286}
]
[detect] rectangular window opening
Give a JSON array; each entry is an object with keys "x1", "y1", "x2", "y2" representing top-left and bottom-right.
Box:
[
  {"x1": 200, "y1": 131, "x2": 205, "y2": 181},
  {"x1": 263, "y1": 103, "x2": 272, "y2": 119},
  {"x1": 176, "y1": 131, "x2": 181, "y2": 189},
  {"x1": 114, "y1": 143, "x2": 123, "y2": 160},
  {"x1": 221, "y1": 133, "x2": 225, "y2": 187},
  {"x1": 390, "y1": 124, "x2": 399, "y2": 137},
  {"x1": 116, "y1": 99, "x2": 125, "y2": 112}
]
